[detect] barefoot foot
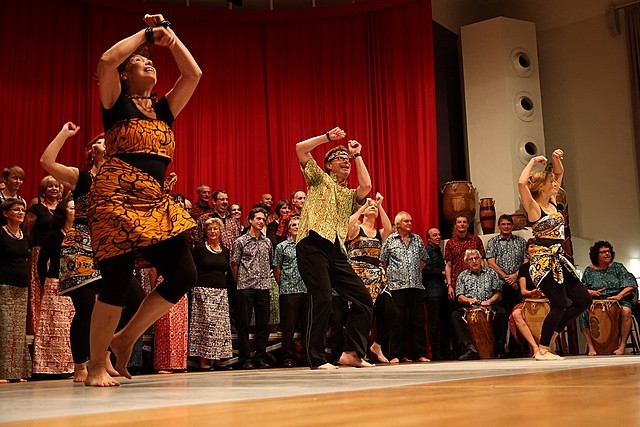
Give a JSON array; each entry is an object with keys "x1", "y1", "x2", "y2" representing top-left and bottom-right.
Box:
[
  {"x1": 339, "y1": 352, "x2": 375, "y2": 368},
  {"x1": 314, "y1": 362, "x2": 339, "y2": 370},
  {"x1": 110, "y1": 333, "x2": 133, "y2": 379},
  {"x1": 370, "y1": 342, "x2": 389, "y2": 363},
  {"x1": 535, "y1": 349, "x2": 565, "y2": 361},
  {"x1": 587, "y1": 347, "x2": 597, "y2": 356},
  {"x1": 613, "y1": 346, "x2": 626, "y2": 355},
  {"x1": 416, "y1": 356, "x2": 431, "y2": 363},
  {"x1": 105, "y1": 352, "x2": 119, "y2": 377},
  {"x1": 73, "y1": 363, "x2": 88, "y2": 383},
  {"x1": 389, "y1": 358, "x2": 399, "y2": 364},
  {"x1": 84, "y1": 366, "x2": 120, "y2": 387}
]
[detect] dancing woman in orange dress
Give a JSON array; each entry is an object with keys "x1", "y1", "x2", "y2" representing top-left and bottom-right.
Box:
[{"x1": 86, "y1": 13, "x2": 201, "y2": 386}]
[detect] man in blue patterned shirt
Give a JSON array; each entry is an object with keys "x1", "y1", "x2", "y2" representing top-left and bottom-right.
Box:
[
  {"x1": 273, "y1": 215, "x2": 307, "y2": 367},
  {"x1": 451, "y1": 249, "x2": 508, "y2": 360},
  {"x1": 486, "y1": 214, "x2": 527, "y2": 356},
  {"x1": 380, "y1": 211, "x2": 430, "y2": 363}
]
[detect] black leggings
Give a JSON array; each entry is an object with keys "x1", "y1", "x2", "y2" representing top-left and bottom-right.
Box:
[
  {"x1": 97, "y1": 235, "x2": 196, "y2": 306},
  {"x1": 539, "y1": 266, "x2": 592, "y2": 346},
  {"x1": 67, "y1": 277, "x2": 146, "y2": 364}
]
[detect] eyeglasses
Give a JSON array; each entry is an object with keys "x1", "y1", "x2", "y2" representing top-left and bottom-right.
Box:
[{"x1": 332, "y1": 155, "x2": 350, "y2": 163}]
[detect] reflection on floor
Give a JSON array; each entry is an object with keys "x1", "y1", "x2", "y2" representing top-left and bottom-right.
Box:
[{"x1": 1, "y1": 355, "x2": 639, "y2": 423}]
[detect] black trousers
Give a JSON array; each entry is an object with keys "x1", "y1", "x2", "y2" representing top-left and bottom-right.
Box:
[
  {"x1": 97, "y1": 235, "x2": 196, "y2": 306},
  {"x1": 451, "y1": 305, "x2": 508, "y2": 351},
  {"x1": 279, "y1": 293, "x2": 308, "y2": 362},
  {"x1": 373, "y1": 292, "x2": 398, "y2": 346},
  {"x1": 425, "y1": 295, "x2": 450, "y2": 359},
  {"x1": 296, "y1": 233, "x2": 373, "y2": 367},
  {"x1": 538, "y1": 266, "x2": 592, "y2": 346},
  {"x1": 328, "y1": 295, "x2": 350, "y2": 364},
  {"x1": 67, "y1": 277, "x2": 145, "y2": 364},
  {"x1": 237, "y1": 288, "x2": 270, "y2": 361},
  {"x1": 389, "y1": 288, "x2": 427, "y2": 359}
]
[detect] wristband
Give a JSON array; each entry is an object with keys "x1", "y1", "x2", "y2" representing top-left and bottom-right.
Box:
[
  {"x1": 145, "y1": 27, "x2": 154, "y2": 45},
  {"x1": 352, "y1": 153, "x2": 362, "y2": 159},
  {"x1": 160, "y1": 20, "x2": 172, "y2": 28},
  {"x1": 325, "y1": 132, "x2": 331, "y2": 142}
]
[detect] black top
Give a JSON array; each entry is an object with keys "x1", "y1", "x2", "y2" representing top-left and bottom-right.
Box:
[
  {"x1": 0, "y1": 228, "x2": 29, "y2": 287},
  {"x1": 266, "y1": 221, "x2": 285, "y2": 249},
  {"x1": 102, "y1": 93, "x2": 174, "y2": 184},
  {"x1": 518, "y1": 262, "x2": 536, "y2": 292},
  {"x1": 72, "y1": 170, "x2": 92, "y2": 225},
  {"x1": 27, "y1": 203, "x2": 54, "y2": 247},
  {"x1": 102, "y1": 93, "x2": 174, "y2": 132},
  {"x1": 38, "y1": 229, "x2": 64, "y2": 284},
  {"x1": 191, "y1": 243, "x2": 231, "y2": 289}
]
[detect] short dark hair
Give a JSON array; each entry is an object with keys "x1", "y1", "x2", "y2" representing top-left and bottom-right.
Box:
[
  {"x1": 274, "y1": 199, "x2": 291, "y2": 217},
  {"x1": 0, "y1": 197, "x2": 26, "y2": 226},
  {"x1": 213, "y1": 189, "x2": 227, "y2": 201},
  {"x1": 589, "y1": 241, "x2": 615, "y2": 266},
  {"x1": 455, "y1": 214, "x2": 470, "y2": 223},
  {"x1": 248, "y1": 207, "x2": 267, "y2": 221},
  {"x1": 2, "y1": 165, "x2": 25, "y2": 181},
  {"x1": 497, "y1": 214, "x2": 513, "y2": 224}
]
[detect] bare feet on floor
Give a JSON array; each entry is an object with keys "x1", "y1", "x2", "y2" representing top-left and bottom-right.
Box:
[
  {"x1": 315, "y1": 362, "x2": 339, "y2": 370},
  {"x1": 614, "y1": 346, "x2": 626, "y2": 355},
  {"x1": 370, "y1": 342, "x2": 389, "y2": 363},
  {"x1": 110, "y1": 332, "x2": 133, "y2": 379},
  {"x1": 339, "y1": 352, "x2": 375, "y2": 368},
  {"x1": 587, "y1": 347, "x2": 597, "y2": 356},
  {"x1": 73, "y1": 363, "x2": 88, "y2": 383},
  {"x1": 389, "y1": 358, "x2": 399, "y2": 364},
  {"x1": 105, "y1": 351, "x2": 119, "y2": 377},
  {"x1": 0, "y1": 379, "x2": 9, "y2": 384},
  {"x1": 84, "y1": 366, "x2": 120, "y2": 387},
  {"x1": 415, "y1": 356, "x2": 431, "y2": 363},
  {"x1": 535, "y1": 348, "x2": 565, "y2": 361}
]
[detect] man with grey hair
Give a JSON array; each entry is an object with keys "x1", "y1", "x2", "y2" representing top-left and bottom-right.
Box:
[
  {"x1": 190, "y1": 184, "x2": 214, "y2": 220},
  {"x1": 451, "y1": 248, "x2": 508, "y2": 360},
  {"x1": 380, "y1": 211, "x2": 430, "y2": 363}
]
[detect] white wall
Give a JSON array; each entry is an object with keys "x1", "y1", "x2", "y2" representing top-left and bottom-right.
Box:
[{"x1": 432, "y1": 0, "x2": 640, "y2": 271}]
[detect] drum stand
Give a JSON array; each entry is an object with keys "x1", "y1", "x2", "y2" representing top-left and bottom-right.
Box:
[{"x1": 625, "y1": 316, "x2": 640, "y2": 354}]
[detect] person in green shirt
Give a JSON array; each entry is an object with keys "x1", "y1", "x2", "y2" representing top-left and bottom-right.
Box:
[{"x1": 295, "y1": 127, "x2": 374, "y2": 369}]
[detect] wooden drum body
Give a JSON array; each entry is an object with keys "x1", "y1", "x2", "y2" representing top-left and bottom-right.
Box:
[
  {"x1": 464, "y1": 306, "x2": 495, "y2": 359},
  {"x1": 479, "y1": 198, "x2": 496, "y2": 234},
  {"x1": 589, "y1": 300, "x2": 621, "y2": 354},
  {"x1": 442, "y1": 181, "x2": 476, "y2": 225},
  {"x1": 522, "y1": 298, "x2": 554, "y2": 351}
]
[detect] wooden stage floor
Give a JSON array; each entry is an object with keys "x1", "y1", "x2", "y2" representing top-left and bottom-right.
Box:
[{"x1": 2, "y1": 355, "x2": 640, "y2": 426}]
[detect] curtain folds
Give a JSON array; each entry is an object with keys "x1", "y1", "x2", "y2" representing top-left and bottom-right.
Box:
[
  {"x1": 0, "y1": 0, "x2": 437, "y2": 237},
  {"x1": 625, "y1": 5, "x2": 640, "y2": 201}
]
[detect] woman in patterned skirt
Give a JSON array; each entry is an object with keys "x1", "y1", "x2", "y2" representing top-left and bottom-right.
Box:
[
  {"x1": 517, "y1": 150, "x2": 591, "y2": 361},
  {"x1": 87, "y1": 13, "x2": 201, "y2": 386},
  {"x1": 0, "y1": 198, "x2": 31, "y2": 383},
  {"x1": 23, "y1": 175, "x2": 60, "y2": 335},
  {"x1": 189, "y1": 218, "x2": 233, "y2": 370},
  {"x1": 34, "y1": 197, "x2": 76, "y2": 376},
  {"x1": 346, "y1": 192, "x2": 397, "y2": 363}
]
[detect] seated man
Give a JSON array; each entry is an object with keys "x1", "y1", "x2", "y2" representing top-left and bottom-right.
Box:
[
  {"x1": 579, "y1": 241, "x2": 636, "y2": 356},
  {"x1": 451, "y1": 249, "x2": 508, "y2": 360}
]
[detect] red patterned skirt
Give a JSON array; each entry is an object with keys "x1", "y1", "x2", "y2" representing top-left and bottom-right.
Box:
[
  {"x1": 26, "y1": 246, "x2": 42, "y2": 336},
  {"x1": 32, "y1": 277, "x2": 75, "y2": 374},
  {"x1": 154, "y1": 282, "x2": 188, "y2": 371}
]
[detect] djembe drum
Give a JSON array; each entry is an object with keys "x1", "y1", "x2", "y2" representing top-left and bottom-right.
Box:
[
  {"x1": 464, "y1": 306, "x2": 495, "y2": 359},
  {"x1": 588, "y1": 299, "x2": 621, "y2": 354},
  {"x1": 522, "y1": 298, "x2": 553, "y2": 350}
]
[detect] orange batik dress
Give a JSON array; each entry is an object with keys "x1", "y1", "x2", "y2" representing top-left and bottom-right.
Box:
[{"x1": 89, "y1": 95, "x2": 195, "y2": 261}]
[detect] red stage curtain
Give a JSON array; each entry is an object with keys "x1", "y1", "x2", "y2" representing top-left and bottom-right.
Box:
[{"x1": 0, "y1": 0, "x2": 437, "y2": 237}]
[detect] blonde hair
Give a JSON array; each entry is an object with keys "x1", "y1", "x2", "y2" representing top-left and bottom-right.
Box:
[
  {"x1": 204, "y1": 217, "x2": 225, "y2": 231},
  {"x1": 527, "y1": 171, "x2": 555, "y2": 198},
  {"x1": 39, "y1": 175, "x2": 59, "y2": 198}
]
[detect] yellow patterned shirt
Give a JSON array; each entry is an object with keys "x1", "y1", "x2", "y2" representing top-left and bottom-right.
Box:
[{"x1": 296, "y1": 158, "x2": 364, "y2": 254}]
